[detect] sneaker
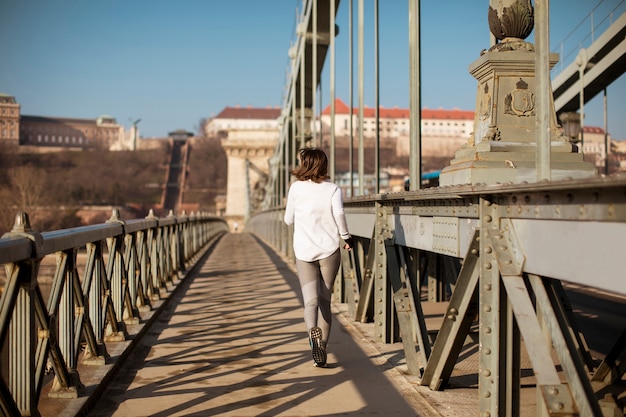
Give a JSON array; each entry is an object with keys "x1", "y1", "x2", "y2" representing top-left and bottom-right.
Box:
[{"x1": 309, "y1": 327, "x2": 327, "y2": 367}]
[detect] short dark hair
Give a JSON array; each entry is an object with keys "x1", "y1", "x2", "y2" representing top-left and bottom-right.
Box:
[{"x1": 291, "y1": 148, "x2": 328, "y2": 183}]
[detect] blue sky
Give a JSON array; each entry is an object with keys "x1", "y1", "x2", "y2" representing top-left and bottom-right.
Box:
[{"x1": 1, "y1": 0, "x2": 625, "y2": 140}]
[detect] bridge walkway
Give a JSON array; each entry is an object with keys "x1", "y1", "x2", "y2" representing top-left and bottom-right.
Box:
[{"x1": 78, "y1": 233, "x2": 442, "y2": 417}]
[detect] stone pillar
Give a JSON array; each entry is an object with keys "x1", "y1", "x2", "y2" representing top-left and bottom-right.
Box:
[
  {"x1": 221, "y1": 130, "x2": 277, "y2": 229},
  {"x1": 439, "y1": 0, "x2": 596, "y2": 186}
]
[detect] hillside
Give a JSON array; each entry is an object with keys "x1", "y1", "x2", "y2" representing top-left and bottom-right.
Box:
[{"x1": 0, "y1": 142, "x2": 170, "y2": 233}]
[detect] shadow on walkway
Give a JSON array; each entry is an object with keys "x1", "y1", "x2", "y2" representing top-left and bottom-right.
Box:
[{"x1": 85, "y1": 233, "x2": 436, "y2": 417}]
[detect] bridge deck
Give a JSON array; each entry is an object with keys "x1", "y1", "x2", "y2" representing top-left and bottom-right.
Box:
[{"x1": 75, "y1": 233, "x2": 442, "y2": 417}]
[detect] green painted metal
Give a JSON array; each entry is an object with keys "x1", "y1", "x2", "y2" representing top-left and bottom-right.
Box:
[
  {"x1": 421, "y1": 229, "x2": 479, "y2": 390},
  {"x1": 0, "y1": 210, "x2": 228, "y2": 415}
]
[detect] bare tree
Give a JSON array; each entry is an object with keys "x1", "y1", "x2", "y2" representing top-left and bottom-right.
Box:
[{"x1": 8, "y1": 165, "x2": 47, "y2": 213}]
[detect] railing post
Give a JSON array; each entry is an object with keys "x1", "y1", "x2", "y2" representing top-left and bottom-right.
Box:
[
  {"x1": 49, "y1": 249, "x2": 81, "y2": 398},
  {"x1": 8, "y1": 261, "x2": 39, "y2": 414},
  {"x1": 373, "y1": 202, "x2": 393, "y2": 343},
  {"x1": 2, "y1": 212, "x2": 43, "y2": 414}
]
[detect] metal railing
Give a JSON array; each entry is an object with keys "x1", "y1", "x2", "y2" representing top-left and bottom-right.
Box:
[
  {"x1": 0, "y1": 209, "x2": 228, "y2": 416},
  {"x1": 248, "y1": 174, "x2": 626, "y2": 416}
]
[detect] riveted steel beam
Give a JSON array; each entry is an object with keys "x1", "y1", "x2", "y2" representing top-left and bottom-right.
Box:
[{"x1": 421, "y1": 229, "x2": 479, "y2": 390}]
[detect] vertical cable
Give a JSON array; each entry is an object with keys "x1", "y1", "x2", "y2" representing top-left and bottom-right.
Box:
[
  {"x1": 358, "y1": 0, "x2": 364, "y2": 196},
  {"x1": 349, "y1": 0, "x2": 354, "y2": 197},
  {"x1": 312, "y1": 0, "x2": 318, "y2": 146},
  {"x1": 374, "y1": 0, "x2": 380, "y2": 194},
  {"x1": 535, "y1": 0, "x2": 551, "y2": 181},
  {"x1": 408, "y1": 0, "x2": 422, "y2": 190},
  {"x1": 330, "y1": 0, "x2": 336, "y2": 181}
]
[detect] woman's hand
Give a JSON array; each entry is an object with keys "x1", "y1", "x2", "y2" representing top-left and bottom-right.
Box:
[{"x1": 343, "y1": 237, "x2": 354, "y2": 251}]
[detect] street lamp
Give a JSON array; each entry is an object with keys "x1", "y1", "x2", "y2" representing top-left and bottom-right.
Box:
[
  {"x1": 559, "y1": 111, "x2": 581, "y2": 148},
  {"x1": 132, "y1": 118, "x2": 141, "y2": 150}
]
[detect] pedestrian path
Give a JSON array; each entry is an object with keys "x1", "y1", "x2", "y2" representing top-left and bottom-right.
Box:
[{"x1": 85, "y1": 233, "x2": 440, "y2": 417}]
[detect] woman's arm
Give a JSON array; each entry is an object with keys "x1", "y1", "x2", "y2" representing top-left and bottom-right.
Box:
[
  {"x1": 331, "y1": 186, "x2": 351, "y2": 240},
  {"x1": 284, "y1": 184, "x2": 295, "y2": 225}
]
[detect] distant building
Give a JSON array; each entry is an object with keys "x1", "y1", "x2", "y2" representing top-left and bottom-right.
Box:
[
  {"x1": 19, "y1": 115, "x2": 124, "y2": 149},
  {"x1": 320, "y1": 98, "x2": 475, "y2": 158},
  {"x1": 579, "y1": 126, "x2": 611, "y2": 168},
  {"x1": 205, "y1": 105, "x2": 282, "y2": 137},
  {"x1": 0, "y1": 93, "x2": 20, "y2": 144},
  {"x1": 0, "y1": 93, "x2": 132, "y2": 150},
  {"x1": 208, "y1": 105, "x2": 282, "y2": 229}
]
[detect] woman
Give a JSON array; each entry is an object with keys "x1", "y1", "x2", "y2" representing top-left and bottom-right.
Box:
[{"x1": 284, "y1": 148, "x2": 353, "y2": 367}]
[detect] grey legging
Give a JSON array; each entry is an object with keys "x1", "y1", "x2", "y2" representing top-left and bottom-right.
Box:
[{"x1": 295, "y1": 249, "x2": 341, "y2": 348}]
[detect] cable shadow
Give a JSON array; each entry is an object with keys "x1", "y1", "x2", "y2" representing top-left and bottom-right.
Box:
[{"x1": 86, "y1": 233, "x2": 423, "y2": 417}]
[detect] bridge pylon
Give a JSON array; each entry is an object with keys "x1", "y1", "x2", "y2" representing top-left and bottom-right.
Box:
[{"x1": 440, "y1": 0, "x2": 596, "y2": 186}]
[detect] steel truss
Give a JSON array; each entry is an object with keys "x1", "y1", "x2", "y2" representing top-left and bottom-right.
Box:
[{"x1": 248, "y1": 175, "x2": 626, "y2": 416}]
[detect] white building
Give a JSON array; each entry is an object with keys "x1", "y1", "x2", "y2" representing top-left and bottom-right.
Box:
[
  {"x1": 319, "y1": 98, "x2": 475, "y2": 158},
  {"x1": 207, "y1": 105, "x2": 282, "y2": 229}
]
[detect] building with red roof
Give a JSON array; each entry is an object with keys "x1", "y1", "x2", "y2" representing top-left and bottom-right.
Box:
[{"x1": 320, "y1": 98, "x2": 475, "y2": 158}]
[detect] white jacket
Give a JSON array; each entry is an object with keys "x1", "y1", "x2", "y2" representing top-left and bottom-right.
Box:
[{"x1": 284, "y1": 180, "x2": 351, "y2": 262}]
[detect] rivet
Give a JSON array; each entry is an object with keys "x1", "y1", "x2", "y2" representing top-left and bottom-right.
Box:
[
  {"x1": 484, "y1": 391, "x2": 491, "y2": 398},
  {"x1": 485, "y1": 327, "x2": 492, "y2": 334},
  {"x1": 485, "y1": 246, "x2": 493, "y2": 254},
  {"x1": 483, "y1": 369, "x2": 491, "y2": 377},
  {"x1": 484, "y1": 284, "x2": 492, "y2": 291},
  {"x1": 485, "y1": 262, "x2": 492, "y2": 270},
  {"x1": 484, "y1": 215, "x2": 492, "y2": 223},
  {"x1": 484, "y1": 305, "x2": 492, "y2": 312},
  {"x1": 484, "y1": 348, "x2": 491, "y2": 355}
]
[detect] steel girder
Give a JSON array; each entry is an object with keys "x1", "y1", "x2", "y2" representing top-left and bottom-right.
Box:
[{"x1": 248, "y1": 175, "x2": 626, "y2": 416}]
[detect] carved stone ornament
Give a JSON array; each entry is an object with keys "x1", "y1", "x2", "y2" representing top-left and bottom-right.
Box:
[
  {"x1": 488, "y1": 0, "x2": 534, "y2": 41},
  {"x1": 485, "y1": 126, "x2": 502, "y2": 142},
  {"x1": 504, "y1": 78, "x2": 535, "y2": 117},
  {"x1": 479, "y1": 83, "x2": 492, "y2": 121}
]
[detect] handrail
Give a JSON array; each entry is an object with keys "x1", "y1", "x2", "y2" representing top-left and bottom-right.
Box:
[
  {"x1": 248, "y1": 174, "x2": 626, "y2": 416},
  {"x1": 0, "y1": 209, "x2": 229, "y2": 416}
]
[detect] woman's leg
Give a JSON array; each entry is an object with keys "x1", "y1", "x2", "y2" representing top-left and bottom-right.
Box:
[
  {"x1": 317, "y1": 250, "x2": 341, "y2": 348},
  {"x1": 295, "y1": 257, "x2": 322, "y2": 331}
]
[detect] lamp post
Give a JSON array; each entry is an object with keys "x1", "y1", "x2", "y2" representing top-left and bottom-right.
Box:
[
  {"x1": 559, "y1": 111, "x2": 581, "y2": 149},
  {"x1": 132, "y1": 118, "x2": 141, "y2": 150},
  {"x1": 575, "y1": 48, "x2": 588, "y2": 153}
]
